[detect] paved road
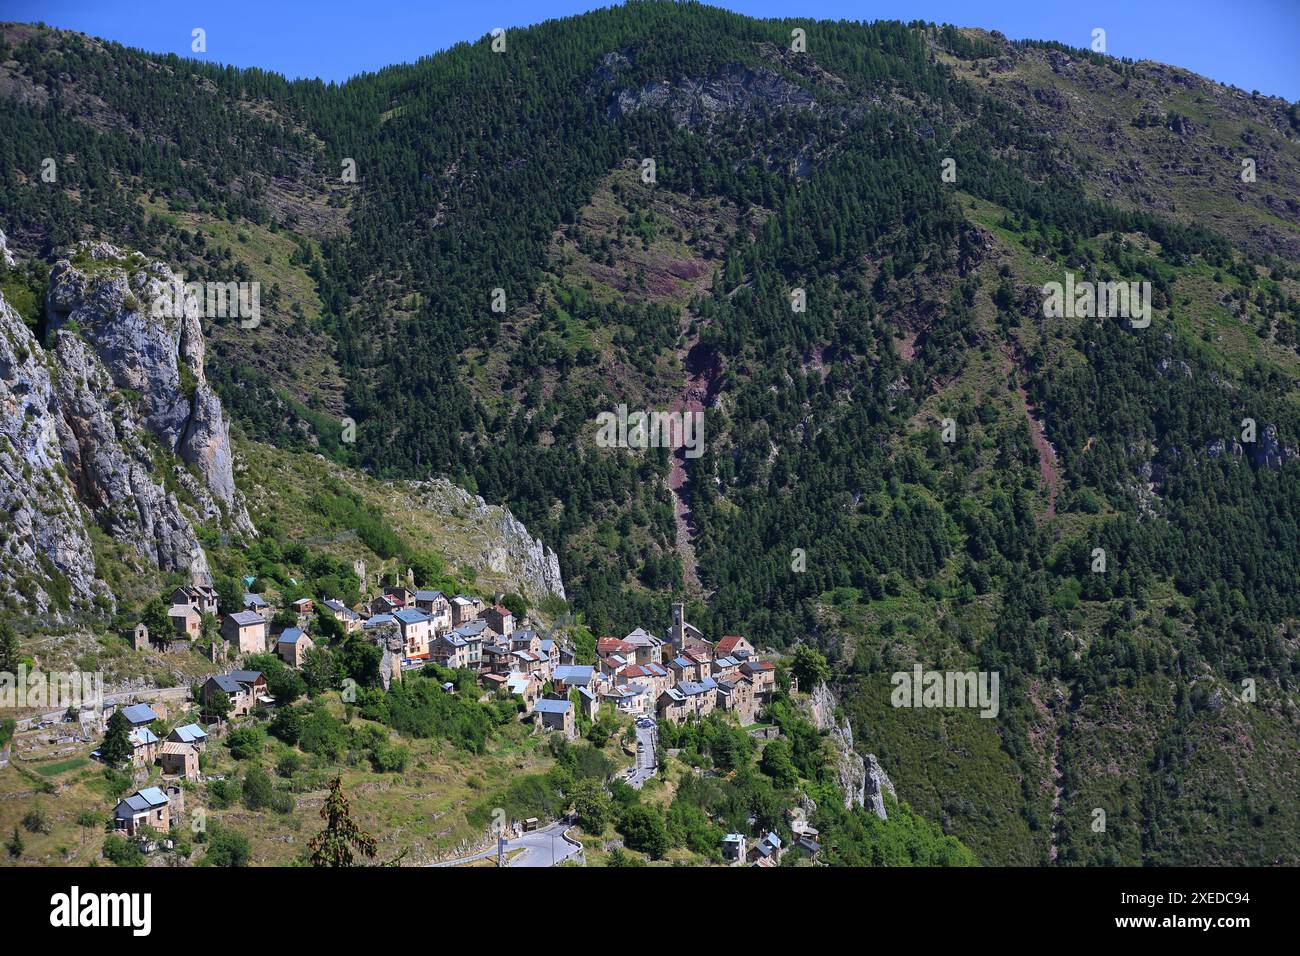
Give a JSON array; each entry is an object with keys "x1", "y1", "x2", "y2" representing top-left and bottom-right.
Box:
[
  {"x1": 628, "y1": 720, "x2": 658, "y2": 789},
  {"x1": 428, "y1": 819, "x2": 582, "y2": 868},
  {"x1": 506, "y1": 820, "x2": 583, "y2": 867}
]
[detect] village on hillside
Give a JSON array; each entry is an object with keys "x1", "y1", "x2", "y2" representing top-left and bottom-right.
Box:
[{"x1": 4, "y1": 574, "x2": 823, "y2": 868}]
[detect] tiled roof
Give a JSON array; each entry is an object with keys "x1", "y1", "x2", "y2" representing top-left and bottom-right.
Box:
[{"x1": 716, "y1": 636, "x2": 748, "y2": 655}]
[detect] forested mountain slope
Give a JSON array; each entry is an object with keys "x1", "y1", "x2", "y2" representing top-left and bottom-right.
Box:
[{"x1": 1, "y1": 2, "x2": 1298, "y2": 865}]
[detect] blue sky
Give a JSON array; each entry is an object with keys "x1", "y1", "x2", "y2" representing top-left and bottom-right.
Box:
[{"x1": 8, "y1": 0, "x2": 1299, "y2": 99}]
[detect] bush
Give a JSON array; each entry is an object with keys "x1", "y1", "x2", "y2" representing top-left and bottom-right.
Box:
[
  {"x1": 21, "y1": 808, "x2": 50, "y2": 834},
  {"x1": 226, "y1": 726, "x2": 266, "y2": 760},
  {"x1": 242, "y1": 767, "x2": 274, "y2": 810},
  {"x1": 208, "y1": 778, "x2": 240, "y2": 809},
  {"x1": 101, "y1": 833, "x2": 144, "y2": 867},
  {"x1": 369, "y1": 741, "x2": 409, "y2": 773},
  {"x1": 270, "y1": 792, "x2": 296, "y2": 815},
  {"x1": 201, "y1": 825, "x2": 250, "y2": 867},
  {"x1": 276, "y1": 753, "x2": 302, "y2": 778},
  {"x1": 617, "y1": 805, "x2": 669, "y2": 859}
]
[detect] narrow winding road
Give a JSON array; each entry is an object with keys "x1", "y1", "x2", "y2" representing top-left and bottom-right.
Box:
[
  {"x1": 428, "y1": 819, "x2": 582, "y2": 868},
  {"x1": 627, "y1": 721, "x2": 658, "y2": 789}
]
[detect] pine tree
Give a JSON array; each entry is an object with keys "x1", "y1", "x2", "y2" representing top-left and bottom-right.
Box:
[
  {"x1": 99, "y1": 709, "x2": 133, "y2": 767},
  {"x1": 307, "y1": 777, "x2": 377, "y2": 867}
]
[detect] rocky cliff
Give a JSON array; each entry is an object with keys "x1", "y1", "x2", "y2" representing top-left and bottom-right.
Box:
[
  {"x1": 0, "y1": 290, "x2": 99, "y2": 615},
  {"x1": 806, "y1": 680, "x2": 896, "y2": 818},
  {"x1": 0, "y1": 239, "x2": 254, "y2": 618},
  {"x1": 401, "y1": 478, "x2": 566, "y2": 604}
]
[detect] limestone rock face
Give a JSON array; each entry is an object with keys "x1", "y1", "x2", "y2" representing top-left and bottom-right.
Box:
[
  {"x1": 0, "y1": 237, "x2": 254, "y2": 618},
  {"x1": 45, "y1": 242, "x2": 250, "y2": 528},
  {"x1": 805, "y1": 680, "x2": 896, "y2": 816},
  {"x1": 0, "y1": 229, "x2": 15, "y2": 268},
  {"x1": 405, "y1": 478, "x2": 567, "y2": 604},
  {"x1": 599, "y1": 56, "x2": 818, "y2": 130},
  {"x1": 52, "y1": 330, "x2": 209, "y2": 577},
  {"x1": 0, "y1": 290, "x2": 99, "y2": 615},
  {"x1": 864, "y1": 753, "x2": 897, "y2": 821}
]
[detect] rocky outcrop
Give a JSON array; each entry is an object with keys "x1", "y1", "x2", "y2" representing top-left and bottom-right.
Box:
[
  {"x1": 52, "y1": 330, "x2": 209, "y2": 577},
  {"x1": 371, "y1": 621, "x2": 404, "y2": 691},
  {"x1": 0, "y1": 291, "x2": 100, "y2": 615},
  {"x1": 805, "y1": 680, "x2": 895, "y2": 817},
  {"x1": 45, "y1": 242, "x2": 250, "y2": 529},
  {"x1": 599, "y1": 57, "x2": 818, "y2": 129},
  {"x1": 0, "y1": 229, "x2": 15, "y2": 269},
  {"x1": 0, "y1": 237, "x2": 255, "y2": 618},
  {"x1": 864, "y1": 754, "x2": 897, "y2": 821},
  {"x1": 402, "y1": 478, "x2": 566, "y2": 603}
]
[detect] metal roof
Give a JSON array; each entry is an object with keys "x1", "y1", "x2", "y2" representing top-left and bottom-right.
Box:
[
  {"x1": 533, "y1": 699, "x2": 572, "y2": 715},
  {"x1": 120, "y1": 703, "x2": 159, "y2": 724},
  {"x1": 554, "y1": 665, "x2": 594, "y2": 684}
]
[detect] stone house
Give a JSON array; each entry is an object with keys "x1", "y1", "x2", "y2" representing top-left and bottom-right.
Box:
[
  {"x1": 415, "y1": 590, "x2": 452, "y2": 631},
  {"x1": 716, "y1": 635, "x2": 756, "y2": 660},
  {"x1": 128, "y1": 726, "x2": 159, "y2": 767},
  {"x1": 159, "y1": 741, "x2": 199, "y2": 779},
  {"x1": 603, "y1": 683, "x2": 652, "y2": 716},
  {"x1": 322, "y1": 599, "x2": 362, "y2": 633},
  {"x1": 533, "y1": 698, "x2": 575, "y2": 739},
  {"x1": 119, "y1": 703, "x2": 160, "y2": 728},
  {"x1": 656, "y1": 678, "x2": 718, "y2": 724},
  {"x1": 393, "y1": 608, "x2": 434, "y2": 660},
  {"x1": 450, "y1": 594, "x2": 484, "y2": 626},
  {"x1": 740, "y1": 660, "x2": 777, "y2": 703},
  {"x1": 201, "y1": 671, "x2": 266, "y2": 718},
  {"x1": 122, "y1": 623, "x2": 150, "y2": 651},
  {"x1": 721, "y1": 833, "x2": 747, "y2": 864},
  {"x1": 748, "y1": 831, "x2": 783, "y2": 865},
  {"x1": 168, "y1": 723, "x2": 209, "y2": 752},
  {"x1": 276, "y1": 627, "x2": 314, "y2": 668},
  {"x1": 506, "y1": 671, "x2": 541, "y2": 708},
  {"x1": 621, "y1": 628, "x2": 666, "y2": 666},
  {"x1": 113, "y1": 787, "x2": 173, "y2": 836},
  {"x1": 242, "y1": 592, "x2": 270, "y2": 614},
  {"x1": 716, "y1": 674, "x2": 757, "y2": 725},
  {"x1": 509, "y1": 629, "x2": 541, "y2": 656},
  {"x1": 552, "y1": 665, "x2": 596, "y2": 695},
  {"x1": 482, "y1": 604, "x2": 514, "y2": 638},
  {"x1": 169, "y1": 604, "x2": 203, "y2": 641},
  {"x1": 383, "y1": 586, "x2": 415, "y2": 609},
  {"x1": 222, "y1": 610, "x2": 267, "y2": 654},
  {"x1": 370, "y1": 594, "x2": 403, "y2": 616},
  {"x1": 171, "y1": 584, "x2": 219, "y2": 616},
  {"x1": 456, "y1": 619, "x2": 488, "y2": 668},
  {"x1": 431, "y1": 632, "x2": 469, "y2": 669}
]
